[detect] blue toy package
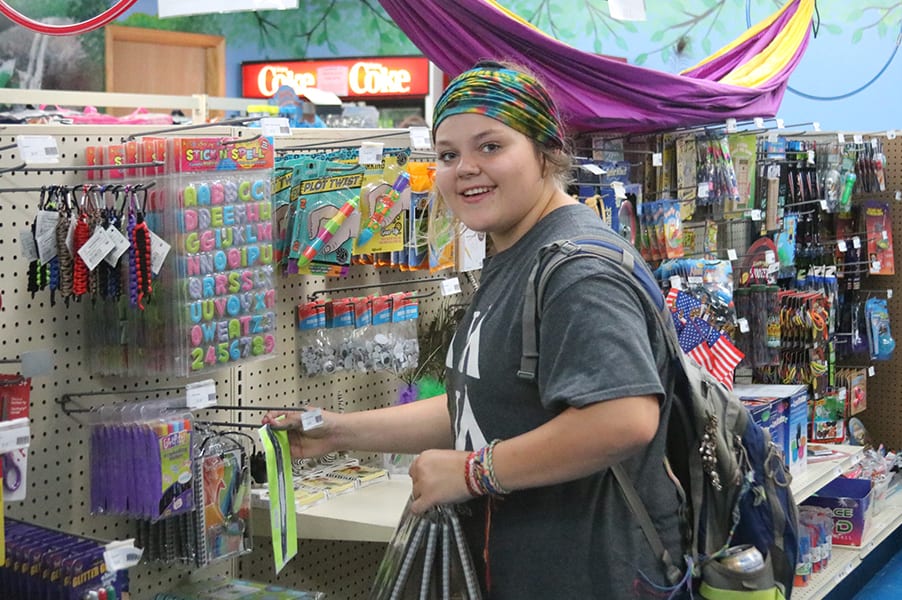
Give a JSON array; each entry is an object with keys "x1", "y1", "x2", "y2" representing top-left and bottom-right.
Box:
[{"x1": 866, "y1": 297, "x2": 895, "y2": 360}]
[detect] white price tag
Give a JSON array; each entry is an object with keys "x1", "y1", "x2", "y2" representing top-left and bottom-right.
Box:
[
  {"x1": 725, "y1": 118, "x2": 737, "y2": 133},
  {"x1": 868, "y1": 366, "x2": 876, "y2": 377},
  {"x1": 260, "y1": 117, "x2": 291, "y2": 138},
  {"x1": 808, "y1": 150, "x2": 816, "y2": 165},
  {"x1": 853, "y1": 134, "x2": 863, "y2": 144},
  {"x1": 15, "y1": 135, "x2": 60, "y2": 164},
  {"x1": 149, "y1": 228, "x2": 171, "y2": 276},
  {"x1": 580, "y1": 163, "x2": 605, "y2": 175},
  {"x1": 440, "y1": 277, "x2": 462, "y2": 296},
  {"x1": 838, "y1": 132, "x2": 846, "y2": 144},
  {"x1": 820, "y1": 199, "x2": 827, "y2": 211},
  {"x1": 301, "y1": 407, "x2": 324, "y2": 431},
  {"x1": 104, "y1": 540, "x2": 143, "y2": 572},
  {"x1": 888, "y1": 289, "x2": 893, "y2": 299},
  {"x1": 727, "y1": 248, "x2": 738, "y2": 261},
  {"x1": 185, "y1": 379, "x2": 217, "y2": 409},
  {"x1": 767, "y1": 262, "x2": 781, "y2": 274},
  {"x1": 750, "y1": 209, "x2": 762, "y2": 221},
  {"x1": 36, "y1": 229, "x2": 58, "y2": 265},
  {"x1": 652, "y1": 152, "x2": 663, "y2": 167},
  {"x1": 35, "y1": 210, "x2": 60, "y2": 239},
  {"x1": 104, "y1": 225, "x2": 131, "y2": 267},
  {"x1": 408, "y1": 126, "x2": 432, "y2": 151},
  {"x1": 697, "y1": 182, "x2": 710, "y2": 198},
  {"x1": 19, "y1": 229, "x2": 39, "y2": 262},
  {"x1": 896, "y1": 191, "x2": 902, "y2": 201},
  {"x1": 813, "y1": 121, "x2": 821, "y2": 132},
  {"x1": 882, "y1": 230, "x2": 889, "y2": 240},
  {"x1": 776, "y1": 118, "x2": 785, "y2": 129},
  {"x1": 839, "y1": 388, "x2": 847, "y2": 401},
  {"x1": 871, "y1": 138, "x2": 879, "y2": 149},
  {"x1": 687, "y1": 276, "x2": 703, "y2": 285},
  {"x1": 358, "y1": 142, "x2": 384, "y2": 165},
  {"x1": 767, "y1": 131, "x2": 779, "y2": 143},
  {"x1": 887, "y1": 130, "x2": 897, "y2": 140},
  {"x1": 0, "y1": 418, "x2": 30, "y2": 454},
  {"x1": 738, "y1": 318, "x2": 750, "y2": 333},
  {"x1": 77, "y1": 226, "x2": 116, "y2": 272},
  {"x1": 669, "y1": 276, "x2": 682, "y2": 290},
  {"x1": 765, "y1": 250, "x2": 776, "y2": 264},
  {"x1": 838, "y1": 240, "x2": 847, "y2": 252},
  {"x1": 753, "y1": 117, "x2": 765, "y2": 129},
  {"x1": 852, "y1": 236, "x2": 861, "y2": 249}
]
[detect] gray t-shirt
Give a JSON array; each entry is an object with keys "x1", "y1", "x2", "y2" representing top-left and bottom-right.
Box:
[{"x1": 446, "y1": 203, "x2": 684, "y2": 599}]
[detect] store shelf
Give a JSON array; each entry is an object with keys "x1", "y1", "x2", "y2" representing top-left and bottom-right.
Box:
[
  {"x1": 252, "y1": 475, "x2": 412, "y2": 543},
  {"x1": 792, "y1": 445, "x2": 864, "y2": 501},
  {"x1": 792, "y1": 488, "x2": 902, "y2": 600}
]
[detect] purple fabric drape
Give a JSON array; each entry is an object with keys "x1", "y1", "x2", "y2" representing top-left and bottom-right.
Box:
[{"x1": 378, "y1": 0, "x2": 812, "y2": 134}]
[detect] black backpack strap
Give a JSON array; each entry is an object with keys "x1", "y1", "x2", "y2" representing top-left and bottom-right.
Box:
[{"x1": 612, "y1": 463, "x2": 684, "y2": 586}]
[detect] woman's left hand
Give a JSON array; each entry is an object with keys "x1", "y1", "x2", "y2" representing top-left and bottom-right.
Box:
[{"x1": 408, "y1": 449, "x2": 472, "y2": 514}]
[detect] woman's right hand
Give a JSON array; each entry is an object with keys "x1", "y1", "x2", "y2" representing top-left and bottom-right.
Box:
[{"x1": 262, "y1": 408, "x2": 339, "y2": 459}]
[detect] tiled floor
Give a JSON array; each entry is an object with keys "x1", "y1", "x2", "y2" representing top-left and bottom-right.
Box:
[{"x1": 851, "y1": 545, "x2": 902, "y2": 599}]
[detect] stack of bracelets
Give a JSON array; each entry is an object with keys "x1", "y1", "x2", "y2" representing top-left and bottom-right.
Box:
[{"x1": 464, "y1": 439, "x2": 509, "y2": 497}]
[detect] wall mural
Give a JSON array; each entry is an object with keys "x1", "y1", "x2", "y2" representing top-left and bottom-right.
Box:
[{"x1": 0, "y1": 0, "x2": 899, "y2": 129}]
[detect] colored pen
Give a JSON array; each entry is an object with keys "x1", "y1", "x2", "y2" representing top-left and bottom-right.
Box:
[
  {"x1": 356, "y1": 171, "x2": 410, "y2": 248},
  {"x1": 297, "y1": 195, "x2": 360, "y2": 269}
]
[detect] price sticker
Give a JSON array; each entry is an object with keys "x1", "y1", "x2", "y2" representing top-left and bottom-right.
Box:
[
  {"x1": 359, "y1": 142, "x2": 384, "y2": 165},
  {"x1": 409, "y1": 126, "x2": 432, "y2": 151},
  {"x1": 19, "y1": 229, "x2": 39, "y2": 262},
  {"x1": 868, "y1": 366, "x2": 876, "y2": 377},
  {"x1": 0, "y1": 418, "x2": 30, "y2": 453},
  {"x1": 813, "y1": 121, "x2": 821, "y2": 132},
  {"x1": 896, "y1": 191, "x2": 902, "y2": 201},
  {"x1": 104, "y1": 226, "x2": 131, "y2": 267},
  {"x1": 775, "y1": 118, "x2": 785, "y2": 129},
  {"x1": 16, "y1": 135, "x2": 60, "y2": 164},
  {"x1": 808, "y1": 150, "x2": 816, "y2": 165},
  {"x1": 767, "y1": 131, "x2": 779, "y2": 143},
  {"x1": 853, "y1": 134, "x2": 863, "y2": 144},
  {"x1": 852, "y1": 236, "x2": 861, "y2": 249},
  {"x1": 260, "y1": 117, "x2": 292, "y2": 138},
  {"x1": 838, "y1": 132, "x2": 846, "y2": 144},
  {"x1": 837, "y1": 240, "x2": 847, "y2": 253},
  {"x1": 888, "y1": 289, "x2": 892, "y2": 299},
  {"x1": 687, "y1": 276, "x2": 703, "y2": 285},
  {"x1": 301, "y1": 407, "x2": 324, "y2": 431},
  {"x1": 669, "y1": 276, "x2": 682, "y2": 290},
  {"x1": 697, "y1": 182, "x2": 710, "y2": 198},
  {"x1": 36, "y1": 229, "x2": 58, "y2": 265},
  {"x1": 750, "y1": 209, "x2": 763, "y2": 221},
  {"x1": 738, "y1": 318, "x2": 750, "y2": 333},
  {"x1": 580, "y1": 163, "x2": 605, "y2": 175},
  {"x1": 652, "y1": 152, "x2": 663, "y2": 167},
  {"x1": 727, "y1": 248, "x2": 738, "y2": 261},
  {"x1": 819, "y1": 199, "x2": 827, "y2": 211},
  {"x1": 185, "y1": 379, "x2": 217, "y2": 409},
  {"x1": 441, "y1": 277, "x2": 462, "y2": 296},
  {"x1": 753, "y1": 117, "x2": 765, "y2": 129},
  {"x1": 104, "y1": 540, "x2": 143, "y2": 572},
  {"x1": 725, "y1": 118, "x2": 737, "y2": 133},
  {"x1": 765, "y1": 250, "x2": 776, "y2": 264}
]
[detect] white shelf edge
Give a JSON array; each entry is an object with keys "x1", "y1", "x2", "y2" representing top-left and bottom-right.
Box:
[{"x1": 792, "y1": 445, "x2": 864, "y2": 502}]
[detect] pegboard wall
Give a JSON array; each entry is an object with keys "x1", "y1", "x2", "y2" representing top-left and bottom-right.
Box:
[{"x1": 0, "y1": 124, "x2": 469, "y2": 599}]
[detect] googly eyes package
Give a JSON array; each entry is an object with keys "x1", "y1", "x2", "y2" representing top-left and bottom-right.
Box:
[{"x1": 166, "y1": 137, "x2": 277, "y2": 376}]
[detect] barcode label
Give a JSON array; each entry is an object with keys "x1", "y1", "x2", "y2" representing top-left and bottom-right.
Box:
[
  {"x1": 16, "y1": 135, "x2": 60, "y2": 164},
  {"x1": 16, "y1": 436, "x2": 28, "y2": 446},
  {"x1": 45, "y1": 146, "x2": 59, "y2": 156}
]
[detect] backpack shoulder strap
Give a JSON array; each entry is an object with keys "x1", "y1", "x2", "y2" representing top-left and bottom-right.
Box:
[
  {"x1": 518, "y1": 236, "x2": 681, "y2": 382},
  {"x1": 517, "y1": 235, "x2": 686, "y2": 585}
]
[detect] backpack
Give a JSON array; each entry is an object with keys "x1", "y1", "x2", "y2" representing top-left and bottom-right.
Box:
[{"x1": 517, "y1": 235, "x2": 800, "y2": 598}]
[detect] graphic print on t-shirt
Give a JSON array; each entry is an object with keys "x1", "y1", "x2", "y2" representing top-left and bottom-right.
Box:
[{"x1": 448, "y1": 308, "x2": 488, "y2": 451}]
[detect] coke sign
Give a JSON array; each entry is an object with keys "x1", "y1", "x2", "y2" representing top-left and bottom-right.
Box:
[{"x1": 242, "y1": 57, "x2": 430, "y2": 99}]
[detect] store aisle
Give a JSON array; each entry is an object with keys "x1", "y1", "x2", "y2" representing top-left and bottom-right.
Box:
[{"x1": 851, "y1": 545, "x2": 902, "y2": 599}]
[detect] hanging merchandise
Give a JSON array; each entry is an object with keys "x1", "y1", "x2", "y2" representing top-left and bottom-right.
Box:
[
  {"x1": 405, "y1": 161, "x2": 436, "y2": 270},
  {"x1": 258, "y1": 424, "x2": 297, "y2": 575},
  {"x1": 0, "y1": 375, "x2": 31, "y2": 503},
  {"x1": 864, "y1": 200, "x2": 895, "y2": 275},
  {"x1": 865, "y1": 297, "x2": 896, "y2": 361},
  {"x1": 168, "y1": 136, "x2": 277, "y2": 376},
  {"x1": 370, "y1": 500, "x2": 483, "y2": 600}
]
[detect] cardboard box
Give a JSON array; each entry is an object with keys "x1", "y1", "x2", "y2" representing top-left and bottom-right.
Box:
[
  {"x1": 742, "y1": 397, "x2": 786, "y2": 455},
  {"x1": 734, "y1": 384, "x2": 808, "y2": 476},
  {"x1": 801, "y1": 478, "x2": 873, "y2": 546}
]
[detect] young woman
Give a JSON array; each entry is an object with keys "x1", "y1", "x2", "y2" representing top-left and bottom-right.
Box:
[{"x1": 265, "y1": 61, "x2": 685, "y2": 599}]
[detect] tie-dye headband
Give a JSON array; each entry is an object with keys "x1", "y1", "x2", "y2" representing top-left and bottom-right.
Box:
[{"x1": 432, "y1": 65, "x2": 564, "y2": 149}]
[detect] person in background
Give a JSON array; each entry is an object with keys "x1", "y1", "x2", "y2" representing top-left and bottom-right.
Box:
[
  {"x1": 264, "y1": 60, "x2": 685, "y2": 599},
  {"x1": 298, "y1": 100, "x2": 325, "y2": 128}
]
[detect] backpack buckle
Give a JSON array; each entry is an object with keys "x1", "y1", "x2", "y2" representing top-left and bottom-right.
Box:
[{"x1": 557, "y1": 240, "x2": 581, "y2": 255}]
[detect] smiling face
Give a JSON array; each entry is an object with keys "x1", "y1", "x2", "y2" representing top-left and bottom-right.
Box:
[{"x1": 434, "y1": 113, "x2": 572, "y2": 252}]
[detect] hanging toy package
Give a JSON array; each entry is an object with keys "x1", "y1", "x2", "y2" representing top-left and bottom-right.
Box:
[
  {"x1": 866, "y1": 297, "x2": 895, "y2": 361},
  {"x1": 864, "y1": 200, "x2": 894, "y2": 275},
  {"x1": 165, "y1": 136, "x2": 277, "y2": 377}
]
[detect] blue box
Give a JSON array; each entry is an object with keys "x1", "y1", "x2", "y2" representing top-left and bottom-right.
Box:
[
  {"x1": 735, "y1": 384, "x2": 808, "y2": 476},
  {"x1": 801, "y1": 478, "x2": 873, "y2": 546},
  {"x1": 742, "y1": 397, "x2": 786, "y2": 457}
]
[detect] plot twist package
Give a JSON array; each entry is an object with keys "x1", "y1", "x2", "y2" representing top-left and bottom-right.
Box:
[{"x1": 166, "y1": 137, "x2": 277, "y2": 375}]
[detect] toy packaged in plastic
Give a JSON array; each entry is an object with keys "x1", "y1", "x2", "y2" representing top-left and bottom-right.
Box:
[
  {"x1": 166, "y1": 136, "x2": 277, "y2": 376},
  {"x1": 865, "y1": 200, "x2": 894, "y2": 275}
]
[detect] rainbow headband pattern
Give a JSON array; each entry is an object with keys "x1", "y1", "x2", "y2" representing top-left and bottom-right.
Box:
[{"x1": 433, "y1": 66, "x2": 564, "y2": 149}]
